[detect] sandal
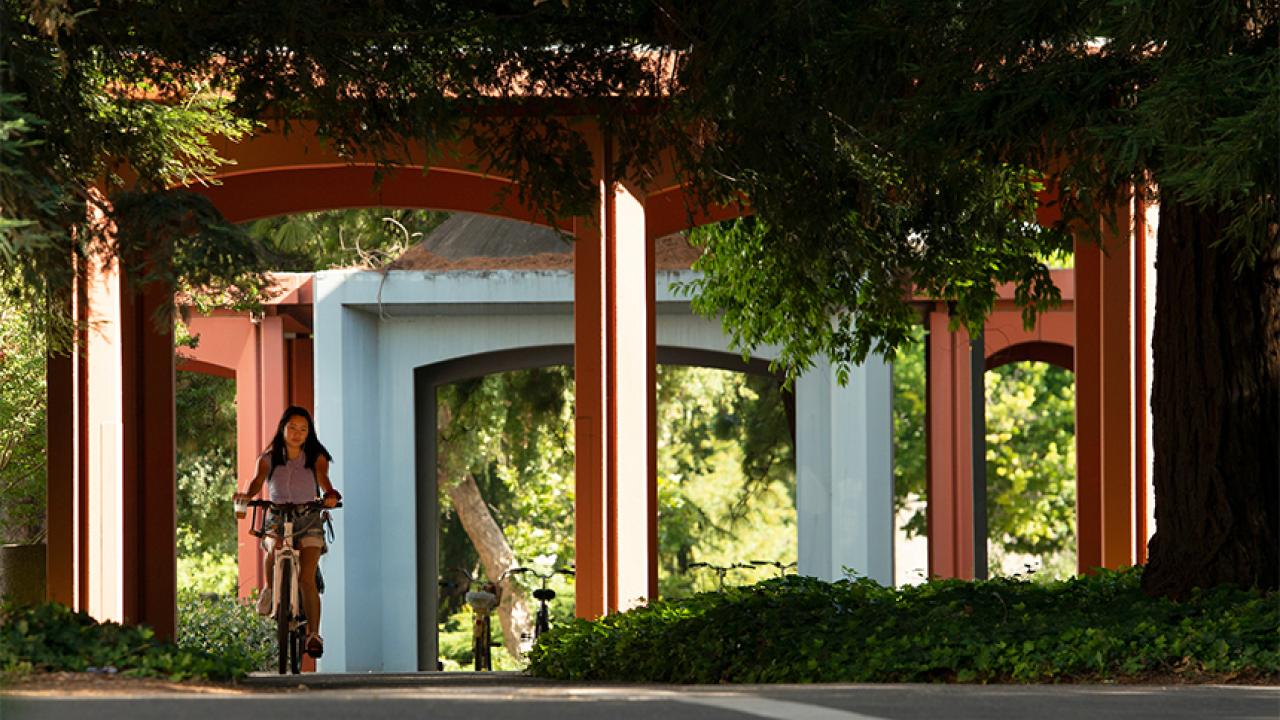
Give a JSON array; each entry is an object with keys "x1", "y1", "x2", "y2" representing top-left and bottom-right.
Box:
[{"x1": 306, "y1": 634, "x2": 324, "y2": 659}]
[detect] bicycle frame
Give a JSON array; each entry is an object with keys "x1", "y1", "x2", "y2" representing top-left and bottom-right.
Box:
[{"x1": 248, "y1": 499, "x2": 336, "y2": 675}]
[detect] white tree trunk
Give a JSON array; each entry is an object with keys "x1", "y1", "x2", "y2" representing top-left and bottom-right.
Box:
[{"x1": 435, "y1": 403, "x2": 533, "y2": 660}]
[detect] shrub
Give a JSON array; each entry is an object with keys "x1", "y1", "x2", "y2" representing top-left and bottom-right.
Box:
[
  {"x1": 0, "y1": 601, "x2": 255, "y2": 681},
  {"x1": 177, "y1": 588, "x2": 276, "y2": 673},
  {"x1": 527, "y1": 568, "x2": 1280, "y2": 683}
]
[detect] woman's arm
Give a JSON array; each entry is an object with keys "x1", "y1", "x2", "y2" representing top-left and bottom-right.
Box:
[
  {"x1": 316, "y1": 455, "x2": 341, "y2": 508},
  {"x1": 233, "y1": 455, "x2": 270, "y2": 502}
]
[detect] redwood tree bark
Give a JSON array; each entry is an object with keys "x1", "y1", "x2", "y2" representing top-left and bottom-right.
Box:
[{"x1": 1143, "y1": 200, "x2": 1280, "y2": 598}]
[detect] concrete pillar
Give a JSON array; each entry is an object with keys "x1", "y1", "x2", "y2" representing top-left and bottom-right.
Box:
[{"x1": 796, "y1": 356, "x2": 894, "y2": 584}]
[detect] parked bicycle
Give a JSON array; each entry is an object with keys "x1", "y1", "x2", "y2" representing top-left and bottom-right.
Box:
[
  {"x1": 245, "y1": 498, "x2": 340, "y2": 675},
  {"x1": 688, "y1": 561, "x2": 752, "y2": 591},
  {"x1": 748, "y1": 559, "x2": 798, "y2": 577},
  {"x1": 502, "y1": 565, "x2": 575, "y2": 642},
  {"x1": 438, "y1": 567, "x2": 503, "y2": 671}
]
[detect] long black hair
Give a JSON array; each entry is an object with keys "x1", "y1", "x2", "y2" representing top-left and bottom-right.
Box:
[{"x1": 269, "y1": 406, "x2": 334, "y2": 471}]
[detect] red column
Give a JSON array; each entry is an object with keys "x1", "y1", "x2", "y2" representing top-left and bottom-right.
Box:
[
  {"x1": 573, "y1": 133, "x2": 656, "y2": 617},
  {"x1": 1075, "y1": 190, "x2": 1145, "y2": 573},
  {"x1": 119, "y1": 270, "x2": 177, "y2": 638},
  {"x1": 46, "y1": 284, "x2": 77, "y2": 606},
  {"x1": 574, "y1": 171, "x2": 608, "y2": 619},
  {"x1": 1075, "y1": 238, "x2": 1104, "y2": 572},
  {"x1": 235, "y1": 321, "x2": 265, "y2": 596},
  {"x1": 926, "y1": 306, "x2": 976, "y2": 579}
]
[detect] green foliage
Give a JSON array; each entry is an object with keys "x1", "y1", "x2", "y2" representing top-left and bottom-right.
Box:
[
  {"x1": 0, "y1": 601, "x2": 255, "y2": 681},
  {"x1": 984, "y1": 363, "x2": 1076, "y2": 571},
  {"x1": 174, "y1": 372, "x2": 237, "y2": 559},
  {"x1": 528, "y1": 568, "x2": 1279, "y2": 683},
  {"x1": 656, "y1": 366, "x2": 795, "y2": 598},
  {"x1": 0, "y1": 270, "x2": 46, "y2": 544},
  {"x1": 436, "y1": 610, "x2": 525, "y2": 672},
  {"x1": 437, "y1": 366, "x2": 578, "y2": 600},
  {"x1": 176, "y1": 589, "x2": 275, "y2": 674},
  {"x1": 891, "y1": 327, "x2": 927, "y2": 529},
  {"x1": 243, "y1": 208, "x2": 449, "y2": 271},
  {"x1": 1, "y1": 4, "x2": 266, "y2": 338},
  {"x1": 176, "y1": 532, "x2": 237, "y2": 597}
]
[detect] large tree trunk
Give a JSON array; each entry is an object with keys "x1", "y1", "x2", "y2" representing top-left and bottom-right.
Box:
[
  {"x1": 1142, "y1": 200, "x2": 1280, "y2": 598},
  {"x1": 440, "y1": 471, "x2": 534, "y2": 661}
]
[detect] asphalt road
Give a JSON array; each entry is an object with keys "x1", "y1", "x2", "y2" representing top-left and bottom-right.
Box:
[{"x1": 3, "y1": 673, "x2": 1277, "y2": 720}]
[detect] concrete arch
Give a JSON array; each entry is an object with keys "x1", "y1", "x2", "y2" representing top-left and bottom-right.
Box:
[
  {"x1": 411, "y1": 343, "x2": 785, "y2": 670},
  {"x1": 315, "y1": 268, "x2": 891, "y2": 671}
]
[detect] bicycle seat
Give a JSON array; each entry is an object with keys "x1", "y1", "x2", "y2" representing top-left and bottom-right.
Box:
[{"x1": 533, "y1": 588, "x2": 557, "y2": 602}]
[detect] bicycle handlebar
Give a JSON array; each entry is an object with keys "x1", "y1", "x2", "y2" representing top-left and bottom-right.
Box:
[
  {"x1": 502, "y1": 566, "x2": 576, "y2": 582},
  {"x1": 247, "y1": 499, "x2": 343, "y2": 510}
]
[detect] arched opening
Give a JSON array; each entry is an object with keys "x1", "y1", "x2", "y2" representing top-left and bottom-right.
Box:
[
  {"x1": 896, "y1": 326, "x2": 1077, "y2": 584},
  {"x1": 414, "y1": 345, "x2": 791, "y2": 671},
  {"x1": 982, "y1": 357, "x2": 1076, "y2": 579}
]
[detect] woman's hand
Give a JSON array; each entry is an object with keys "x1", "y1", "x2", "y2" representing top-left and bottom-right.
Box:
[{"x1": 322, "y1": 488, "x2": 342, "y2": 508}]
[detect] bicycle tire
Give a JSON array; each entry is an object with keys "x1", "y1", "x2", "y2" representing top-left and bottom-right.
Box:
[
  {"x1": 537, "y1": 604, "x2": 552, "y2": 638},
  {"x1": 277, "y1": 560, "x2": 292, "y2": 675},
  {"x1": 290, "y1": 625, "x2": 304, "y2": 674}
]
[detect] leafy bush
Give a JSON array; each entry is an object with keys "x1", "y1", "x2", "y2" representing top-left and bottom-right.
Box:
[
  {"x1": 177, "y1": 589, "x2": 276, "y2": 673},
  {"x1": 0, "y1": 601, "x2": 255, "y2": 681},
  {"x1": 528, "y1": 568, "x2": 1280, "y2": 683},
  {"x1": 177, "y1": 534, "x2": 238, "y2": 596}
]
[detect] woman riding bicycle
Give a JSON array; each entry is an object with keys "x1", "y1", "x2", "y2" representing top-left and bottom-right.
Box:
[{"x1": 233, "y1": 406, "x2": 341, "y2": 659}]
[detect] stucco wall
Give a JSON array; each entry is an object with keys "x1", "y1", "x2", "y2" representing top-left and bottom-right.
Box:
[{"x1": 313, "y1": 268, "x2": 892, "y2": 672}]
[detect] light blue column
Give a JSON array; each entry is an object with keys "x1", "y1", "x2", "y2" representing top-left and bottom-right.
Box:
[
  {"x1": 796, "y1": 356, "x2": 894, "y2": 584},
  {"x1": 314, "y1": 273, "x2": 385, "y2": 672}
]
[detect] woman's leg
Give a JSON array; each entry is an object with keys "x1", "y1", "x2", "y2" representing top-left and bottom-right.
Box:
[
  {"x1": 257, "y1": 543, "x2": 277, "y2": 614},
  {"x1": 300, "y1": 545, "x2": 322, "y2": 637}
]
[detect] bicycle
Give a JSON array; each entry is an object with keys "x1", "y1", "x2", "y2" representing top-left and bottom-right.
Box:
[
  {"x1": 437, "y1": 567, "x2": 509, "y2": 671},
  {"x1": 688, "y1": 561, "x2": 752, "y2": 591},
  {"x1": 246, "y1": 498, "x2": 340, "y2": 675},
  {"x1": 502, "y1": 566, "x2": 575, "y2": 642},
  {"x1": 464, "y1": 575, "x2": 501, "y2": 671},
  {"x1": 748, "y1": 559, "x2": 798, "y2": 577}
]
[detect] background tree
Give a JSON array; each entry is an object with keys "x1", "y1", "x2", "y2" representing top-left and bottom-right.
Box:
[
  {"x1": 0, "y1": 268, "x2": 47, "y2": 545},
  {"x1": 656, "y1": 366, "x2": 795, "y2": 597},
  {"x1": 6, "y1": 1, "x2": 1271, "y2": 598},
  {"x1": 671, "y1": 2, "x2": 1277, "y2": 597}
]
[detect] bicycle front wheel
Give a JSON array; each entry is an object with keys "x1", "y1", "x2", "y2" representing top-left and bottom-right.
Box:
[
  {"x1": 290, "y1": 625, "x2": 304, "y2": 674},
  {"x1": 277, "y1": 560, "x2": 292, "y2": 675}
]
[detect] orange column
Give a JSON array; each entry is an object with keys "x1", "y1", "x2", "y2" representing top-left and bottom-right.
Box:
[
  {"x1": 119, "y1": 269, "x2": 177, "y2": 638},
  {"x1": 46, "y1": 285, "x2": 77, "y2": 606},
  {"x1": 926, "y1": 306, "x2": 976, "y2": 579},
  {"x1": 289, "y1": 336, "x2": 315, "y2": 413},
  {"x1": 1074, "y1": 190, "x2": 1144, "y2": 573},
  {"x1": 574, "y1": 166, "x2": 608, "y2": 619},
  {"x1": 1075, "y1": 238, "x2": 1104, "y2": 572},
  {"x1": 574, "y1": 133, "x2": 655, "y2": 617},
  {"x1": 233, "y1": 314, "x2": 289, "y2": 597}
]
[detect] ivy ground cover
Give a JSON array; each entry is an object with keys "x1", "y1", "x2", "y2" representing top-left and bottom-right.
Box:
[{"x1": 528, "y1": 569, "x2": 1279, "y2": 683}]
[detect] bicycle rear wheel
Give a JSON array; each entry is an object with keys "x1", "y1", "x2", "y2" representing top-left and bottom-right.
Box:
[{"x1": 277, "y1": 560, "x2": 292, "y2": 675}]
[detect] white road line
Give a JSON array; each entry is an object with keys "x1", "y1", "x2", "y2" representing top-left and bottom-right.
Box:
[{"x1": 677, "y1": 694, "x2": 892, "y2": 720}]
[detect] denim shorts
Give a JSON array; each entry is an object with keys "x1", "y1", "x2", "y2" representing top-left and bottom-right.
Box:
[{"x1": 260, "y1": 507, "x2": 328, "y2": 553}]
